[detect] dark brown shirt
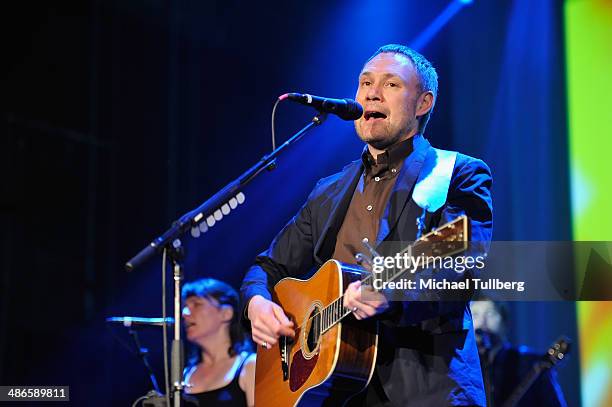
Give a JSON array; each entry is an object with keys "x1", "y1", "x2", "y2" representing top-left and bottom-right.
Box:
[{"x1": 332, "y1": 137, "x2": 414, "y2": 264}]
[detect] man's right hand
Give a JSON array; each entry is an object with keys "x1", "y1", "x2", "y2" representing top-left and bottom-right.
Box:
[{"x1": 247, "y1": 295, "x2": 295, "y2": 349}]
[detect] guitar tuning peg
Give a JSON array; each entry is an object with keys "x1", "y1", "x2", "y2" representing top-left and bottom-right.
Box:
[
  {"x1": 355, "y1": 252, "x2": 373, "y2": 269},
  {"x1": 361, "y1": 238, "x2": 382, "y2": 259}
]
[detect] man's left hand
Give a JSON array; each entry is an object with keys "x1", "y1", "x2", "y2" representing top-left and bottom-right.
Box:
[{"x1": 343, "y1": 280, "x2": 389, "y2": 320}]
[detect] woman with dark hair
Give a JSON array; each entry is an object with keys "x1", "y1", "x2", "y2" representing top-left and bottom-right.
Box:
[{"x1": 181, "y1": 278, "x2": 255, "y2": 407}]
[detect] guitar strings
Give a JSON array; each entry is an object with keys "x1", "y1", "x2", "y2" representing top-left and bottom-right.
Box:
[{"x1": 292, "y1": 217, "x2": 466, "y2": 336}]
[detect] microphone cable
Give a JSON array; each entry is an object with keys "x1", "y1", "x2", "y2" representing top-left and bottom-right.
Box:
[
  {"x1": 271, "y1": 97, "x2": 282, "y2": 151},
  {"x1": 162, "y1": 248, "x2": 171, "y2": 407}
]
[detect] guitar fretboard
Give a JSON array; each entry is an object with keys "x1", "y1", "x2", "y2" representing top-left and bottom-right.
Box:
[{"x1": 312, "y1": 216, "x2": 468, "y2": 335}]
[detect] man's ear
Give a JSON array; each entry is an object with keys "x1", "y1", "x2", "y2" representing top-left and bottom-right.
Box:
[{"x1": 416, "y1": 92, "x2": 434, "y2": 117}]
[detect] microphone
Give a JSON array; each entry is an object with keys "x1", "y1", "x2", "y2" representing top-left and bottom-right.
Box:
[
  {"x1": 106, "y1": 316, "x2": 175, "y2": 328},
  {"x1": 280, "y1": 93, "x2": 363, "y2": 120}
]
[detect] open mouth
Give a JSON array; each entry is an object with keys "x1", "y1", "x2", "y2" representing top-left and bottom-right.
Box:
[
  {"x1": 185, "y1": 321, "x2": 196, "y2": 329},
  {"x1": 364, "y1": 110, "x2": 387, "y2": 121}
]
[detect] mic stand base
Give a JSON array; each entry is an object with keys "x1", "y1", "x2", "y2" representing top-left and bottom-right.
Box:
[{"x1": 140, "y1": 390, "x2": 167, "y2": 407}]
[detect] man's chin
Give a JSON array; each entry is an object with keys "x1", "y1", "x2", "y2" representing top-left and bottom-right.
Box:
[
  {"x1": 367, "y1": 140, "x2": 393, "y2": 150},
  {"x1": 361, "y1": 134, "x2": 397, "y2": 151}
]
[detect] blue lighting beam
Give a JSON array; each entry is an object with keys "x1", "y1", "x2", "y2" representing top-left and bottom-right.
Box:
[{"x1": 410, "y1": 0, "x2": 474, "y2": 51}]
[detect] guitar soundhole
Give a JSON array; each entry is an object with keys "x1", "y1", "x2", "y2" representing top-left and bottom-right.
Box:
[
  {"x1": 301, "y1": 301, "x2": 322, "y2": 359},
  {"x1": 306, "y1": 309, "x2": 320, "y2": 352},
  {"x1": 290, "y1": 301, "x2": 322, "y2": 392}
]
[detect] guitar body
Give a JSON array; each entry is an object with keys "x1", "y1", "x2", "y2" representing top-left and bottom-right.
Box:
[
  {"x1": 255, "y1": 260, "x2": 378, "y2": 406},
  {"x1": 255, "y1": 216, "x2": 471, "y2": 406}
]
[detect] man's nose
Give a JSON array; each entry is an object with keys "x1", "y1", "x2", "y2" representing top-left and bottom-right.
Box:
[
  {"x1": 182, "y1": 306, "x2": 191, "y2": 316},
  {"x1": 366, "y1": 84, "x2": 382, "y2": 101}
]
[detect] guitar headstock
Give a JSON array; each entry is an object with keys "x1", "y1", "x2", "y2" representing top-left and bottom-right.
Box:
[
  {"x1": 546, "y1": 336, "x2": 571, "y2": 366},
  {"x1": 412, "y1": 215, "x2": 470, "y2": 258}
]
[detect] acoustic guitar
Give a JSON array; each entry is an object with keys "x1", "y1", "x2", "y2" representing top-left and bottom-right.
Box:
[{"x1": 255, "y1": 215, "x2": 470, "y2": 406}]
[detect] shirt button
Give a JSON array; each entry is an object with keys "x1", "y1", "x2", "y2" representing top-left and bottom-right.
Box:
[
  {"x1": 374, "y1": 176, "x2": 380, "y2": 182},
  {"x1": 391, "y1": 168, "x2": 397, "y2": 173},
  {"x1": 366, "y1": 205, "x2": 373, "y2": 211}
]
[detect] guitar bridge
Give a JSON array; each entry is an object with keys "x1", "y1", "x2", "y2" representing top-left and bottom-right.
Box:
[{"x1": 280, "y1": 335, "x2": 293, "y2": 380}]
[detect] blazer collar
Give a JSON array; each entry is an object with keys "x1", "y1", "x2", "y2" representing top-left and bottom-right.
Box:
[{"x1": 313, "y1": 160, "x2": 362, "y2": 265}]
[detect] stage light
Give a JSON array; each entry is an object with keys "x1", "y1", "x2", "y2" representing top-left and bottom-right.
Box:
[{"x1": 410, "y1": 0, "x2": 473, "y2": 51}]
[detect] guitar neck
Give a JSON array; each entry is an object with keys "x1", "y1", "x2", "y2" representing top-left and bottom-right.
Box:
[
  {"x1": 318, "y1": 215, "x2": 469, "y2": 335},
  {"x1": 500, "y1": 360, "x2": 552, "y2": 407}
]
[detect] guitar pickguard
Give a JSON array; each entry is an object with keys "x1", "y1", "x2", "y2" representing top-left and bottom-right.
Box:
[{"x1": 289, "y1": 348, "x2": 319, "y2": 392}]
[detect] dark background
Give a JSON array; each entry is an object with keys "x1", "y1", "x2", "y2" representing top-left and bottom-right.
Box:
[{"x1": 1, "y1": 0, "x2": 579, "y2": 405}]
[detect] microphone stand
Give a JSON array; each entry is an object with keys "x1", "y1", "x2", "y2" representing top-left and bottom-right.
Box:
[
  {"x1": 125, "y1": 112, "x2": 327, "y2": 272},
  {"x1": 125, "y1": 112, "x2": 328, "y2": 407},
  {"x1": 128, "y1": 328, "x2": 162, "y2": 394},
  {"x1": 166, "y1": 241, "x2": 184, "y2": 407}
]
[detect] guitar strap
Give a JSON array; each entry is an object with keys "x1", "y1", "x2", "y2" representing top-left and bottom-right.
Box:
[{"x1": 412, "y1": 147, "x2": 457, "y2": 213}]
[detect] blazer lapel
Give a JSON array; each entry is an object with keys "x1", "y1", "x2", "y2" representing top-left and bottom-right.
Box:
[
  {"x1": 313, "y1": 160, "x2": 363, "y2": 264},
  {"x1": 376, "y1": 136, "x2": 431, "y2": 245}
]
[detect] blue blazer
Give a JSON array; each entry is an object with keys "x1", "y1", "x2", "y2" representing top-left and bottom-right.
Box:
[{"x1": 241, "y1": 136, "x2": 493, "y2": 406}]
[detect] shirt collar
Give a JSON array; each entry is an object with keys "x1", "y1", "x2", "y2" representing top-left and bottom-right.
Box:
[{"x1": 361, "y1": 135, "x2": 417, "y2": 173}]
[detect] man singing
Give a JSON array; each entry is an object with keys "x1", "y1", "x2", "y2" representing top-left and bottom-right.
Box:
[{"x1": 241, "y1": 44, "x2": 493, "y2": 406}]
